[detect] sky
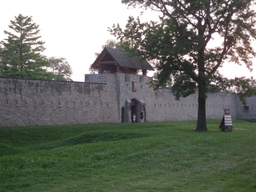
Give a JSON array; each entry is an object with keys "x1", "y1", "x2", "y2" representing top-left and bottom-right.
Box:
[{"x1": 0, "y1": 0, "x2": 255, "y2": 82}]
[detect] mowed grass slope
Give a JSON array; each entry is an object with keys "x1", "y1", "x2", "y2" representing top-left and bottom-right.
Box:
[{"x1": 0, "y1": 120, "x2": 256, "y2": 192}]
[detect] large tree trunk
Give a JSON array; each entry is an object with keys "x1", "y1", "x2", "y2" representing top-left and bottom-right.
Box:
[
  {"x1": 196, "y1": 92, "x2": 207, "y2": 131},
  {"x1": 196, "y1": 33, "x2": 207, "y2": 131}
]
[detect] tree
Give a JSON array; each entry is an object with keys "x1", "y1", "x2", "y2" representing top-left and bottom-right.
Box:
[
  {"x1": 0, "y1": 45, "x2": 3, "y2": 65},
  {"x1": 94, "y1": 39, "x2": 127, "y2": 57},
  {"x1": 0, "y1": 14, "x2": 54, "y2": 79},
  {"x1": 110, "y1": 0, "x2": 256, "y2": 131},
  {"x1": 90, "y1": 39, "x2": 127, "y2": 73},
  {"x1": 48, "y1": 57, "x2": 73, "y2": 81},
  {"x1": 94, "y1": 39, "x2": 118, "y2": 58}
]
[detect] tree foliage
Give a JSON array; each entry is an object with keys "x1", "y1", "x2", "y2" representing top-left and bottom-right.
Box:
[
  {"x1": 94, "y1": 39, "x2": 127, "y2": 57},
  {"x1": 110, "y1": 0, "x2": 256, "y2": 131},
  {"x1": 90, "y1": 39, "x2": 127, "y2": 73},
  {"x1": 0, "y1": 14, "x2": 54, "y2": 79},
  {"x1": 48, "y1": 57, "x2": 73, "y2": 81}
]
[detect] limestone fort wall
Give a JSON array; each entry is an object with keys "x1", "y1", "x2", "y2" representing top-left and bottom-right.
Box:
[
  {"x1": 111, "y1": 73, "x2": 239, "y2": 122},
  {"x1": 0, "y1": 76, "x2": 119, "y2": 126},
  {"x1": 0, "y1": 74, "x2": 255, "y2": 127}
]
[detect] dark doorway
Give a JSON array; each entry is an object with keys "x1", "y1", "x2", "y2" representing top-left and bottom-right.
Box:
[
  {"x1": 131, "y1": 99, "x2": 137, "y2": 122},
  {"x1": 121, "y1": 107, "x2": 125, "y2": 122}
]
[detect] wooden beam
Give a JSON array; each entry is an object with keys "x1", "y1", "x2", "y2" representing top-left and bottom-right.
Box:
[{"x1": 99, "y1": 61, "x2": 118, "y2": 65}]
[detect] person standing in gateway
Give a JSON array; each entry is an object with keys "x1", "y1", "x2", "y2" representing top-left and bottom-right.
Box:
[
  {"x1": 132, "y1": 113, "x2": 136, "y2": 123},
  {"x1": 140, "y1": 111, "x2": 144, "y2": 123}
]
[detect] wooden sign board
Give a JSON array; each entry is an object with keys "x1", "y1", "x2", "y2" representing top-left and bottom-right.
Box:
[{"x1": 219, "y1": 115, "x2": 233, "y2": 132}]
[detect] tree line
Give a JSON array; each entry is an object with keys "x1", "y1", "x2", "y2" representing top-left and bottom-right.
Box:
[{"x1": 0, "y1": 14, "x2": 72, "y2": 81}]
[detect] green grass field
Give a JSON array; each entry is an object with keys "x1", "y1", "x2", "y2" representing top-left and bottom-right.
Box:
[{"x1": 0, "y1": 120, "x2": 256, "y2": 192}]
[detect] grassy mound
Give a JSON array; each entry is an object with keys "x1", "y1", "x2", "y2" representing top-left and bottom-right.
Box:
[{"x1": 0, "y1": 120, "x2": 255, "y2": 191}]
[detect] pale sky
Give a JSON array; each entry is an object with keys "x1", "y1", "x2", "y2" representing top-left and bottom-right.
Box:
[{"x1": 0, "y1": 0, "x2": 255, "y2": 81}]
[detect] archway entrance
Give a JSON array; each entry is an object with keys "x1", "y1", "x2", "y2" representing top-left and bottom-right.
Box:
[{"x1": 123, "y1": 99, "x2": 146, "y2": 123}]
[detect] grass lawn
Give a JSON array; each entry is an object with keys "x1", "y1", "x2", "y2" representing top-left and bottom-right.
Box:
[{"x1": 0, "y1": 120, "x2": 256, "y2": 192}]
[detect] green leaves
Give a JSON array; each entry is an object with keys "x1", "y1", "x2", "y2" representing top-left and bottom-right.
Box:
[
  {"x1": 111, "y1": 0, "x2": 256, "y2": 100},
  {"x1": 171, "y1": 74, "x2": 197, "y2": 99},
  {"x1": 227, "y1": 77, "x2": 256, "y2": 105},
  {"x1": 48, "y1": 57, "x2": 73, "y2": 81},
  {"x1": 0, "y1": 14, "x2": 53, "y2": 80}
]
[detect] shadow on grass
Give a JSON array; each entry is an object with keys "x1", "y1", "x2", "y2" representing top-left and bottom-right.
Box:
[
  {"x1": 32, "y1": 132, "x2": 147, "y2": 151},
  {"x1": 239, "y1": 119, "x2": 256, "y2": 123},
  {"x1": 0, "y1": 143, "x2": 26, "y2": 156}
]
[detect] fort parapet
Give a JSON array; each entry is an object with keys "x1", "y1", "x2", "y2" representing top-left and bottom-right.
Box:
[{"x1": 0, "y1": 74, "x2": 255, "y2": 127}]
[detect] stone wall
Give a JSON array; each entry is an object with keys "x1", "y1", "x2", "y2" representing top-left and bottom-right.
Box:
[
  {"x1": 0, "y1": 74, "x2": 255, "y2": 127},
  {"x1": 0, "y1": 76, "x2": 119, "y2": 126},
  {"x1": 114, "y1": 73, "x2": 239, "y2": 122},
  {"x1": 236, "y1": 95, "x2": 256, "y2": 119}
]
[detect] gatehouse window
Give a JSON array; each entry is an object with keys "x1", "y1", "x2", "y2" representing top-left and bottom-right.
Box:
[
  {"x1": 243, "y1": 105, "x2": 249, "y2": 112},
  {"x1": 132, "y1": 81, "x2": 137, "y2": 92}
]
